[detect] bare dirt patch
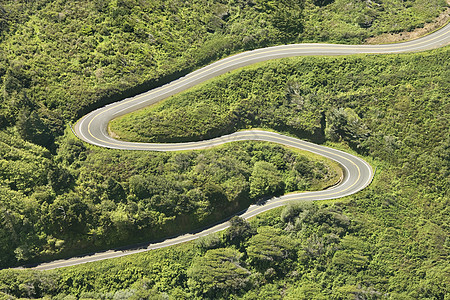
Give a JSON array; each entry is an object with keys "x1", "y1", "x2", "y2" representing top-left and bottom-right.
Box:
[
  {"x1": 366, "y1": 2, "x2": 450, "y2": 44},
  {"x1": 108, "y1": 124, "x2": 121, "y2": 139}
]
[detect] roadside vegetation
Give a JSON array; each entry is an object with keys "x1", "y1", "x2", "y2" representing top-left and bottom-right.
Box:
[
  {"x1": 0, "y1": 0, "x2": 449, "y2": 298},
  {"x1": 0, "y1": 136, "x2": 339, "y2": 267},
  {"x1": 0, "y1": 0, "x2": 445, "y2": 267},
  {"x1": 0, "y1": 0, "x2": 446, "y2": 127},
  {"x1": 2, "y1": 47, "x2": 447, "y2": 298},
  {"x1": 111, "y1": 47, "x2": 450, "y2": 155}
]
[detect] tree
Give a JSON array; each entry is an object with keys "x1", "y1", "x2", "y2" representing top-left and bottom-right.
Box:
[
  {"x1": 187, "y1": 248, "x2": 250, "y2": 298},
  {"x1": 47, "y1": 166, "x2": 73, "y2": 193},
  {"x1": 313, "y1": 0, "x2": 334, "y2": 7},
  {"x1": 285, "y1": 282, "x2": 327, "y2": 300},
  {"x1": 16, "y1": 109, "x2": 53, "y2": 148},
  {"x1": 325, "y1": 107, "x2": 370, "y2": 150},
  {"x1": 246, "y1": 226, "x2": 296, "y2": 274},
  {"x1": 249, "y1": 161, "x2": 284, "y2": 198},
  {"x1": 128, "y1": 175, "x2": 149, "y2": 199},
  {"x1": 224, "y1": 216, "x2": 256, "y2": 247},
  {"x1": 48, "y1": 193, "x2": 91, "y2": 234},
  {"x1": 254, "y1": 0, "x2": 305, "y2": 33},
  {"x1": 103, "y1": 177, "x2": 126, "y2": 202}
]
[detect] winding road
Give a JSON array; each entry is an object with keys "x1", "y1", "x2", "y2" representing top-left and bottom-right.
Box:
[{"x1": 33, "y1": 23, "x2": 450, "y2": 270}]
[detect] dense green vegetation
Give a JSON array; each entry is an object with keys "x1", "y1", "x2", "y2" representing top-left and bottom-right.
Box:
[
  {"x1": 0, "y1": 0, "x2": 446, "y2": 131},
  {"x1": 0, "y1": 0, "x2": 445, "y2": 268},
  {"x1": 1, "y1": 193, "x2": 448, "y2": 298},
  {"x1": 0, "y1": 0, "x2": 449, "y2": 298},
  {"x1": 1, "y1": 206, "x2": 365, "y2": 299},
  {"x1": 2, "y1": 47, "x2": 447, "y2": 298},
  {"x1": 111, "y1": 47, "x2": 449, "y2": 156},
  {"x1": 0, "y1": 134, "x2": 339, "y2": 267}
]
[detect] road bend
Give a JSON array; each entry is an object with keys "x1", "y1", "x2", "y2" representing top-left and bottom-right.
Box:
[{"x1": 30, "y1": 23, "x2": 450, "y2": 270}]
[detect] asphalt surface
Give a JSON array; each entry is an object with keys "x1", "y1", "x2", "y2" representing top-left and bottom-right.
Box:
[{"x1": 31, "y1": 23, "x2": 450, "y2": 270}]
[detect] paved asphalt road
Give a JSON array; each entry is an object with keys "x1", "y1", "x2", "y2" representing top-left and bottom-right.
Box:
[{"x1": 31, "y1": 23, "x2": 450, "y2": 270}]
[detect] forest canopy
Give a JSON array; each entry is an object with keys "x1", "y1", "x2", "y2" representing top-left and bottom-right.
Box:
[{"x1": 0, "y1": 0, "x2": 448, "y2": 298}]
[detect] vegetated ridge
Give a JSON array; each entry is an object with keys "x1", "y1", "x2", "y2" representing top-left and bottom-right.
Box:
[
  {"x1": 3, "y1": 46, "x2": 448, "y2": 299},
  {"x1": 0, "y1": 0, "x2": 448, "y2": 298},
  {"x1": 1, "y1": 0, "x2": 445, "y2": 268}
]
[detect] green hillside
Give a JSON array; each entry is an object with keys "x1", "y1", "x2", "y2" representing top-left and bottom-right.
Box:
[
  {"x1": 0, "y1": 0, "x2": 446, "y2": 267},
  {"x1": 103, "y1": 47, "x2": 450, "y2": 299},
  {"x1": 0, "y1": 0, "x2": 446, "y2": 127},
  {"x1": 0, "y1": 134, "x2": 341, "y2": 267},
  {"x1": 0, "y1": 0, "x2": 449, "y2": 298},
  {"x1": 1, "y1": 46, "x2": 449, "y2": 299}
]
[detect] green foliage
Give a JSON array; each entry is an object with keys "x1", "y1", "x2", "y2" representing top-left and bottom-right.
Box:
[
  {"x1": 246, "y1": 226, "x2": 296, "y2": 274},
  {"x1": 0, "y1": 0, "x2": 444, "y2": 134},
  {"x1": 325, "y1": 107, "x2": 370, "y2": 150},
  {"x1": 0, "y1": 136, "x2": 336, "y2": 267},
  {"x1": 313, "y1": 0, "x2": 334, "y2": 7},
  {"x1": 254, "y1": 0, "x2": 305, "y2": 39},
  {"x1": 284, "y1": 282, "x2": 327, "y2": 300},
  {"x1": 16, "y1": 109, "x2": 54, "y2": 149},
  {"x1": 224, "y1": 216, "x2": 256, "y2": 248},
  {"x1": 0, "y1": 269, "x2": 59, "y2": 299},
  {"x1": 0, "y1": 185, "x2": 449, "y2": 299},
  {"x1": 114, "y1": 48, "x2": 449, "y2": 175},
  {"x1": 66, "y1": 47, "x2": 450, "y2": 299},
  {"x1": 0, "y1": 0, "x2": 448, "y2": 298},
  {"x1": 0, "y1": 0, "x2": 444, "y2": 268},
  {"x1": 187, "y1": 248, "x2": 250, "y2": 298},
  {"x1": 195, "y1": 233, "x2": 222, "y2": 254},
  {"x1": 249, "y1": 161, "x2": 284, "y2": 198},
  {"x1": 0, "y1": 0, "x2": 309, "y2": 126}
]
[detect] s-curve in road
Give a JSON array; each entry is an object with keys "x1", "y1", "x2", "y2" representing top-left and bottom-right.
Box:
[
  {"x1": 34, "y1": 130, "x2": 372, "y2": 271},
  {"x1": 32, "y1": 24, "x2": 450, "y2": 270},
  {"x1": 75, "y1": 22, "x2": 450, "y2": 147}
]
